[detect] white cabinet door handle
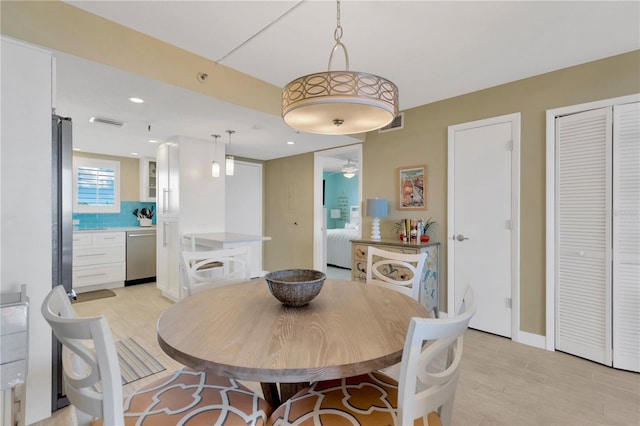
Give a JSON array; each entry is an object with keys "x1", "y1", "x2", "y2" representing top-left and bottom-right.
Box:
[{"x1": 163, "y1": 222, "x2": 168, "y2": 247}]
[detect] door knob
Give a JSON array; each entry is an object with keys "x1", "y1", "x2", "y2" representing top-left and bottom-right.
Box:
[{"x1": 455, "y1": 234, "x2": 469, "y2": 242}]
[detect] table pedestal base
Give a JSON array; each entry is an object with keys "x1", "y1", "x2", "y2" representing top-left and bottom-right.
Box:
[{"x1": 261, "y1": 382, "x2": 309, "y2": 408}]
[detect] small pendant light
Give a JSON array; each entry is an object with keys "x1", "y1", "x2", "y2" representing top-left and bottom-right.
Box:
[
  {"x1": 211, "y1": 134, "x2": 221, "y2": 177},
  {"x1": 225, "y1": 130, "x2": 235, "y2": 176}
]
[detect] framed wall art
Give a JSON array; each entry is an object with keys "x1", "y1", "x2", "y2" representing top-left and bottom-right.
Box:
[{"x1": 398, "y1": 164, "x2": 427, "y2": 210}]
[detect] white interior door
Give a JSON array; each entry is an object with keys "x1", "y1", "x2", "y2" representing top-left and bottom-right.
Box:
[
  {"x1": 546, "y1": 96, "x2": 639, "y2": 371},
  {"x1": 612, "y1": 102, "x2": 640, "y2": 372},
  {"x1": 448, "y1": 114, "x2": 519, "y2": 338},
  {"x1": 555, "y1": 107, "x2": 612, "y2": 366},
  {"x1": 226, "y1": 161, "x2": 263, "y2": 277}
]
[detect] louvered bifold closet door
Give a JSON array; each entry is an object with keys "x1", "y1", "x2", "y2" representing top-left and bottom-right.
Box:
[
  {"x1": 556, "y1": 107, "x2": 612, "y2": 365},
  {"x1": 612, "y1": 102, "x2": 640, "y2": 372}
]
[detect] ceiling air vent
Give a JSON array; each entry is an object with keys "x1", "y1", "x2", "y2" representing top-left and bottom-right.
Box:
[
  {"x1": 89, "y1": 116, "x2": 125, "y2": 127},
  {"x1": 378, "y1": 112, "x2": 404, "y2": 133}
]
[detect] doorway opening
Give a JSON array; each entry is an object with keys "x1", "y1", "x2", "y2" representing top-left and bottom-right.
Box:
[{"x1": 313, "y1": 145, "x2": 363, "y2": 274}]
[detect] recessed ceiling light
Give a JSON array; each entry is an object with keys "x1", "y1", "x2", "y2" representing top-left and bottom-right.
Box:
[
  {"x1": 129, "y1": 97, "x2": 144, "y2": 103},
  {"x1": 131, "y1": 152, "x2": 139, "y2": 156},
  {"x1": 287, "y1": 141, "x2": 295, "y2": 145},
  {"x1": 148, "y1": 139, "x2": 158, "y2": 143}
]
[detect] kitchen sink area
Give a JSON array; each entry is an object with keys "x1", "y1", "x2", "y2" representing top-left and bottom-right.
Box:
[{"x1": 72, "y1": 225, "x2": 156, "y2": 293}]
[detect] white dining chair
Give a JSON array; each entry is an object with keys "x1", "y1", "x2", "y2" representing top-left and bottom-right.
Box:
[
  {"x1": 267, "y1": 287, "x2": 476, "y2": 426},
  {"x1": 366, "y1": 246, "x2": 430, "y2": 301},
  {"x1": 182, "y1": 246, "x2": 250, "y2": 296},
  {"x1": 42, "y1": 285, "x2": 272, "y2": 426}
]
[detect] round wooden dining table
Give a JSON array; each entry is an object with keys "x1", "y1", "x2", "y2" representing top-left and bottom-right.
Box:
[{"x1": 157, "y1": 278, "x2": 429, "y2": 407}]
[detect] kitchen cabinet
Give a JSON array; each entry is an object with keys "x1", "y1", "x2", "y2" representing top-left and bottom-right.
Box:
[
  {"x1": 139, "y1": 157, "x2": 157, "y2": 202},
  {"x1": 72, "y1": 231, "x2": 125, "y2": 292},
  {"x1": 351, "y1": 239, "x2": 440, "y2": 313},
  {"x1": 156, "y1": 143, "x2": 179, "y2": 216}
]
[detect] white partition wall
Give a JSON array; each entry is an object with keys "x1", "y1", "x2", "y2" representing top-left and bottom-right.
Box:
[
  {"x1": 226, "y1": 161, "x2": 265, "y2": 277},
  {"x1": 1, "y1": 37, "x2": 54, "y2": 424}
]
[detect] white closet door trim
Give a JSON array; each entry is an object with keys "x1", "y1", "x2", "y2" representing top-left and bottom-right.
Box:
[
  {"x1": 612, "y1": 102, "x2": 640, "y2": 372},
  {"x1": 546, "y1": 93, "x2": 639, "y2": 352}
]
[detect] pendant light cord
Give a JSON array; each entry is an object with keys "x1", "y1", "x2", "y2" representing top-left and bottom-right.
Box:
[
  {"x1": 212, "y1": 134, "x2": 221, "y2": 157},
  {"x1": 328, "y1": 0, "x2": 349, "y2": 71}
]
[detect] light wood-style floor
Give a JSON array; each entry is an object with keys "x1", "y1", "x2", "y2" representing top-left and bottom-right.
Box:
[{"x1": 35, "y1": 283, "x2": 639, "y2": 426}]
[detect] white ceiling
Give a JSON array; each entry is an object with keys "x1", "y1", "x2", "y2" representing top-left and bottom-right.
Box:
[{"x1": 56, "y1": 0, "x2": 639, "y2": 164}]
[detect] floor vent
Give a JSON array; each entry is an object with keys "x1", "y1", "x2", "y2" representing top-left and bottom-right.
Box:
[
  {"x1": 378, "y1": 112, "x2": 404, "y2": 133},
  {"x1": 89, "y1": 116, "x2": 125, "y2": 127}
]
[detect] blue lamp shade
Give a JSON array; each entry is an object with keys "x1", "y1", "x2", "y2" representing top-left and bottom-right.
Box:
[{"x1": 366, "y1": 198, "x2": 388, "y2": 217}]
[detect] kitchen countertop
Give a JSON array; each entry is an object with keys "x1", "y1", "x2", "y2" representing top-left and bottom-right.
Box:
[
  {"x1": 182, "y1": 232, "x2": 271, "y2": 244},
  {"x1": 73, "y1": 226, "x2": 156, "y2": 233}
]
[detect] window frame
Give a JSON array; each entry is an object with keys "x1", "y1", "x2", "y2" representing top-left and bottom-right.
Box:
[{"x1": 73, "y1": 157, "x2": 121, "y2": 213}]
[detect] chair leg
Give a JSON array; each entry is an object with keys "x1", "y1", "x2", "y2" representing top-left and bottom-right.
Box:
[
  {"x1": 73, "y1": 407, "x2": 94, "y2": 426},
  {"x1": 438, "y1": 398, "x2": 455, "y2": 426}
]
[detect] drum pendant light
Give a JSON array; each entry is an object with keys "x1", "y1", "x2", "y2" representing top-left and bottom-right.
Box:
[{"x1": 282, "y1": 0, "x2": 399, "y2": 135}]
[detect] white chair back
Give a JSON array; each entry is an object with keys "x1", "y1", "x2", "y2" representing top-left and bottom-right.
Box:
[
  {"x1": 182, "y1": 246, "x2": 250, "y2": 296},
  {"x1": 366, "y1": 246, "x2": 427, "y2": 301},
  {"x1": 41, "y1": 285, "x2": 124, "y2": 425},
  {"x1": 397, "y1": 286, "x2": 476, "y2": 426}
]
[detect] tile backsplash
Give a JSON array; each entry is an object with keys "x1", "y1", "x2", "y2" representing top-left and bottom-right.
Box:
[{"x1": 73, "y1": 201, "x2": 156, "y2": 229}]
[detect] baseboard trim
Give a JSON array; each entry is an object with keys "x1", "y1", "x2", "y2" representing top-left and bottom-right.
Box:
[
  {"x1": 514, "y1": 330, "x2": 546, "y2": 349},
  {"x1": 440, "y1": 312, "x2": 547, "y2": 350}
]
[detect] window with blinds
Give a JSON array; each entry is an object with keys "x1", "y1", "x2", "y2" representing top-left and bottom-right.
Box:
[{"x1": 73, "y1": 157, "x2": 120, "y2": 213}]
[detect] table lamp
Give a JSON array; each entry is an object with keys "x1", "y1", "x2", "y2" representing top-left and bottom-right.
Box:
[{"x1": 366, "y1": 198, "x2": 388, "y2": 241}]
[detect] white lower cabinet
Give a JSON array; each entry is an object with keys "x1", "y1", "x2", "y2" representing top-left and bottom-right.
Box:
[{"x1": 72, "y1": 231, "x2": 125, "y2": 292}]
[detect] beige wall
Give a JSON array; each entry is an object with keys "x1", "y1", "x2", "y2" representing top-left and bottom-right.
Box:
[
  {"x1": 73, "y1": 152, "x2": 140, "y2": 201},
  {"x1": 265, "y1": 153, "x2": 315, "y2": 269},
  {"x1": 264, "y1": 51, "x2": 640, "y2": 335}
]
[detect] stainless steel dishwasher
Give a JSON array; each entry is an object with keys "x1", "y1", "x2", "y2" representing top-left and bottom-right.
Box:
[{"x1": 125, "y1": 229, "x2": 156, "y2": 285}]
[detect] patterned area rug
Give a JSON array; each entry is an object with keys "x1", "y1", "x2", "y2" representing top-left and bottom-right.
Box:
[{"x1": 115, "y1": 338, "x2": 166, "y2": 385}]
